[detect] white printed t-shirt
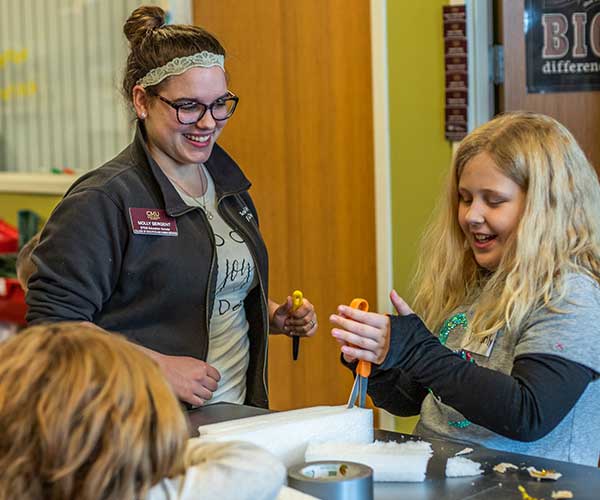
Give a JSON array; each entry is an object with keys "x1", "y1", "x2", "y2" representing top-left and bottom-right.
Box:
[{"x1": 170, "y1": 165, "x2": 256, "y2": 404}]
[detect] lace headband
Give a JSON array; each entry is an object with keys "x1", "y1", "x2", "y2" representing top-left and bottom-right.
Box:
[{"x1": 136, "y1": 50, "x2": 225, "y2": 88}]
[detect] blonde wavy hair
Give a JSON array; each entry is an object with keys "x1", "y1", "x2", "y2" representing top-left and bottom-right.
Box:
[
  {"x1": 412, "y1": 111, "x2": 600, "y2": 341},
  {"x1": 0, "y1": 322, "x2": 188, "y2": 500}
]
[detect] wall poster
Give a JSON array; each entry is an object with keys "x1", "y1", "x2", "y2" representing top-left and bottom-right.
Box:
[
  {"x1": 443, "y1": 5, "x2": 468, "y2": 141},
  {"x1": 526, "y1": 0, "x2": 600, "y2": 93}
]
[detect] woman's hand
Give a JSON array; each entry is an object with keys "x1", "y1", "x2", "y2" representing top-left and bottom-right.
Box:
[
  {"x1": 330, "y1": 290, "x2": 413, "y2": 365},
  {"x1": 269, "y1": 297, "x2": 318, "y2": 337},
  {"x1": 154, "y1": 353, "x2": 221, "y2": 406}
]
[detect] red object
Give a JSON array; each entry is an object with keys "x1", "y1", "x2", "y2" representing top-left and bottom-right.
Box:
[
  {"x1": 0, "y1": 278, "x2": 27, "y2": 325},
  {"x1": 0, "y1": 220, "x2": 19, "y2": 253}
]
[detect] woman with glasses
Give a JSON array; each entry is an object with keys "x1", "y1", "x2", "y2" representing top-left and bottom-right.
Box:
[{"x1": 26, "y1": 5, "x2": 317, "y2": 410}]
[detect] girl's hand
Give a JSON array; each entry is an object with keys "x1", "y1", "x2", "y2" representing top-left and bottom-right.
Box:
[
  {"x1": 330, "y1": 306, "x2": 391, "y2": 365},
  {"x1": 330, "y1": 290, "x2": 414, "y2": 365},
  {"x1": 389, "y1": 289, "x2": 414, "y2": 316},
  {"x1": 269, "y1": 297, "x2": 318, "y2": 337}
]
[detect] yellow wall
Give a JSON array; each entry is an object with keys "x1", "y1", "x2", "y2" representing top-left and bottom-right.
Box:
[
  {"x1": 0, "y1": 194, "x2": 60, "y2": 227},
  {"x1": 387, "y1": 1, "x2": 453, "y2": 433},
  {"x1": 388, "y1": 0, "x2": 452, "y2": 298}
]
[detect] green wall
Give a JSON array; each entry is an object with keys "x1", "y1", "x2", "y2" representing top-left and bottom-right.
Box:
[
  {"x1": 387, "y1": 0, "x2": 453, "y2": 433},
  {"x1": 0, "y1": 194, "x2": 60, "y2": 228},
  {"x1": 388, "y1": 0, "x2": 452, "y2": 298}
]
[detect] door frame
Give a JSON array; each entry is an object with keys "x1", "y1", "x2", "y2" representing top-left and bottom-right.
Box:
[{"x1": 371, "y1": 0, "x2": 393, "y2": 313}]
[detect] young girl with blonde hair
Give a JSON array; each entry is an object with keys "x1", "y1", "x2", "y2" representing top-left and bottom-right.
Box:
[
  {"x1": 0, "y1": 323, "x2": 285, "y2": 500},
  {"x1": 331, "y1": 112, "x2": 600, "y2": 466}
]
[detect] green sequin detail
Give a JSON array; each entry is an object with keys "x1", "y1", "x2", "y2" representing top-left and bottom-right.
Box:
[
  {"x1": 437, "y1": 312, "x2": 472, "y2": 430},
  {"x1": 438, "y1": 312, "x2": 468, "y2": 345},
  {"x1": 427, "y1": 387, "x2": 441, "y2": 402},
  {"x1": 448, "y1": 419, "x2": 471, "y2": 429}
]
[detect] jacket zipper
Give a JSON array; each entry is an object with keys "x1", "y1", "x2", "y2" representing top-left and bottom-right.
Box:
[{"x1": 199, "y1": 207, "x2": 217, "y2": 359}]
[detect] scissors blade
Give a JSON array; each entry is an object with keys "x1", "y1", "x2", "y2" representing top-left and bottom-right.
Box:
[
  {"x1": 345, "y1": 298, "x2": 371, "y2": 409},
  {"x1": 358, "y1": 375, "x2": 367, "y2": 408},
  {"x1": 346, "y1": 375, "x2": 360, "y2": 408}
]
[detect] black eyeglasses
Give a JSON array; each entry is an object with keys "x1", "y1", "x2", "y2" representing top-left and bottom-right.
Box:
[{"x1": 152, "y1": 91, "x2": 239, "y2": 124}]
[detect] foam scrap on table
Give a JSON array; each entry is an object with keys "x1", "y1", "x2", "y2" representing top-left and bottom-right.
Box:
[
  {"x1": 551, "y1": 490, "x2": 573, "y2": 499},
  {"x1": 493, "y1": 462, "x2": 518, "y2": 474},
  {"x1": 197, "y1": 405, "x2": 373, "y2": 467},
  {"x1": 445, "y1": 456, "x2": 483, "y2": 477},
  {"x1": 527, "y1": 466, "x2": 562, "y2": 481},
  {"x1": 305, "y1": 439, "x2": 433, "y2": 482},
  {"x1": 455, "y1": 447, "x2": 473, "y2": 456}
]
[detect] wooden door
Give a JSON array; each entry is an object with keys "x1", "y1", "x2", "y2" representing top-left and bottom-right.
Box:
[
  {"x1": 501, "y1": 0, "x2": 600, "y2": 172},
  {"x1": 193, "y1": 1, "x2": 377, "y2": 410}
]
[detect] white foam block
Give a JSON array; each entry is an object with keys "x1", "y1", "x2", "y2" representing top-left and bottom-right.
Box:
[
  {"x1": 197, "y1": 405, "x2": 373, "y2": 468},
  {"x1": 445, "y1": 456, "x2": 483, "y2": 477},
  {"x1": 305, "y1": 439, "x2": 433, "y2": 482}
]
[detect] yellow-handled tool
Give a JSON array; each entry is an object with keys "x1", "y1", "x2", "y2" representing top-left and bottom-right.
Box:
[
  {"x1": 292, "y1": 290, "x2": 303, "y2": 361},
  {"x1": 346, "y1": 298, "x2": 371, "y2": 408}
]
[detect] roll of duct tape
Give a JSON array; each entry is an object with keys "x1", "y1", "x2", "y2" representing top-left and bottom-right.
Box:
[{"x1": 287, "y1": 461, "x2": 374, "y2": 500}]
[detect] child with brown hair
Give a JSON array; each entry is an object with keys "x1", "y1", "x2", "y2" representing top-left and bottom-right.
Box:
[{"x1": 0, "y1": 322, "x2": 285, "y2": 500}]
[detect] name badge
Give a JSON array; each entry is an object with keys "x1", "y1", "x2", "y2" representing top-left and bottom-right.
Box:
[
  {"x1": 460, "y1": 332, "x2": 497, "y2": 357},
  {"x1": 129, "y1": 208, "x2": 178, "y2": 236}
]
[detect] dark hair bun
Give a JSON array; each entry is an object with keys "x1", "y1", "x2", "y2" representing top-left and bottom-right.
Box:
[{"x1": 123, "y1": 5, "x2": 166, "y2": 47}]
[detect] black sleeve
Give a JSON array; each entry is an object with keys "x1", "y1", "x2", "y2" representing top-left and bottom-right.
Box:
[
  {"x1": 26, "y1": 189, "x2": 128, "y2": 324},
  {"x1": 341, "y1": 354, "x2": 427, "y2": 416},
  {"x1": 367, "y1": 366, "x2": 428, "y2": 416},
  {"x1": 373, "y1": 314, "x2": 595, "y2": 441}
]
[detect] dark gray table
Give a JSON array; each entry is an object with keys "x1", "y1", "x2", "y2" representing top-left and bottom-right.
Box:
[{"x1": 188, "y1": 403, "x2": 600, "y2": 499}]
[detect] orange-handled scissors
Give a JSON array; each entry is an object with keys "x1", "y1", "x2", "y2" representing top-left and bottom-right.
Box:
[
  {"x1": 292, "y1": 290, "x2": 303, "y2": 361},
  {"x1": 346, "y1": 298, "x2": 371, "y2": 408}
]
